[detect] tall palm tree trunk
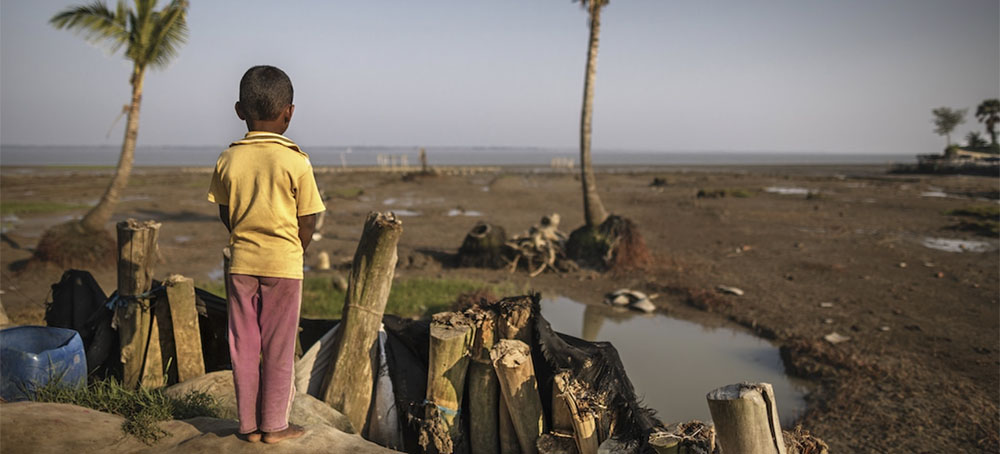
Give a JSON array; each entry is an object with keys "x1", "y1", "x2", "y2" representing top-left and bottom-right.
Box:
[
  {"x1": 579, "y1": 4, "x2": 609, "y2": 228},
  {"x1": 81, "y1": 65, "x2": 144, "y2": 231}
]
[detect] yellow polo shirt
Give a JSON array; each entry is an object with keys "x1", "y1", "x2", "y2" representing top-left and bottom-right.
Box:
[{"x1": 208, "y1": 132, "x2": 326, "y2": 279}]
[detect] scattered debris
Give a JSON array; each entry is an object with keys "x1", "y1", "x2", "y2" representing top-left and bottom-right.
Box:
[
  {"x1": 898, "y1": 262, "x2": 907, "y2": 268},
  {"x1": 879, "y1": 326, "x2": 890, "y2": 332},
  {"x1": 823, "y1": 332, "x2": 850, "y2": 344},
  {"x1": 504, "y1": 213, "x2": 574, "y2": 276},
  {"x1": 716, "y1": 285, "x2": 744, "y2": 296},
  {"x1": 604, "y1": 289, "x2": 656, "y2": 313},
  {"x1": 819, "y1": 302, "x2": 834, "y2": 308},
  {"x1": 823, "y1": 318, "x2": 834, "y2": 324},
  {"x1": 935, "y1": 271, "x2": 945, "y2": 279}
]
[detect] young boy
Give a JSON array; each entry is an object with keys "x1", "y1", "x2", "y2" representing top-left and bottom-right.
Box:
[{"x1": 208, "y1": 65, "x2": 325, "y2": 444}]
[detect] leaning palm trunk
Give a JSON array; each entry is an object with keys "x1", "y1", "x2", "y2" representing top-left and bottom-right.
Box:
[
  {"x1": 579, "y1": 3, "x2": 609, "y2": 228},
  {"x1": 82, "y1": 66, "x2": 144, "y2": 232}
]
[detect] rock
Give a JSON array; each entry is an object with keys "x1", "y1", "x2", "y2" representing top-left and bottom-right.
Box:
[
  {"x1": 716, "y1": 285, "x2": 744, "y2": 296},
  {"x1": 0, "y1": 401, "x2": 394, "y2": 454},
  {"x1": 823, "y1": 332, "x2": 850, "y2": 344},
  {"x1": 164, "y1": 371, "x2": 354, "y2": 434}
]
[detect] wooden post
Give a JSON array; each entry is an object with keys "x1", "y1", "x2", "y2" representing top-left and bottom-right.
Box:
[
  {"x1": 499, "y1": 394, "x2": 522, "y2": 454},
  {"x1": 491, "y1": 339, "x2": 544, "y2": 454},
  {"x1": 425, "y1": 311, "x2": 475, "y2": 447},
  {"x1": 468, "y1": 309, "x2": 500, "y2": 454},
  {"x1": 115, "y1": 219, "x2": 161, "y2": 389},
  {"x1": 321, "y1": 212, "x2": 403, "y2": 432},
  {"x1": 706, "y1": 382, "x2": 787, "y2": 454},
  {"x1": 164, "y1": 275, "x2": 205, "y2": 382},
  {"x1": 553, "y1": 372, "x2": 598, "y2": 454},
  {"x1": 496, "y1": 297, "x2": 533, "y2": 453}
]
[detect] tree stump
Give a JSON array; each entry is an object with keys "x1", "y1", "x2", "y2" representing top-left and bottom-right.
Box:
[
  {"x1": 553, "y1": 371, "x2": 598, "y2": 454},
  {"x1": 706, "y1": 382, "x2": 787, "y2": 454},
  {"x1": 115, "y1": 219, "x2": 160, "y2": 389},
  {"x1": 458, "y1": 222, "x2": 508, "y2": 268},
  {"x1": 491, "y1": 339, "x2": 544, "y2": 454},
  {"x1": 321, "y1": 212, "x2": 403, "y2": 432}
]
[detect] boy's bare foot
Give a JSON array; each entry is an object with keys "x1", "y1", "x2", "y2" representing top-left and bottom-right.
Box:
[
  {"x1": 245, "y1": 430, "x2": 263, "y2": 443},
  {"x1": 262, "y1": 424, "x2": 305, "y2": 444}
]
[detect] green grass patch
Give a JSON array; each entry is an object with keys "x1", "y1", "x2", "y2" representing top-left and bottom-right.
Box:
[
  {"x1": 200, "y1": 276, "x2": 514, "y2": 319},
  {"x1": 0, "y1": 201, "x2": 87, "y2": 216},
  {"x1": 327, "y1": 187, "x2": 364, "y2": 199},
  {"x1": 31, "y1": 378, "x2": 220, "y2": 445},
  {"x1": 945, "y1": 205, "x2": 1000, "y2": 220},
  {"x1": 945, "y1": 205, "x2": 1000, "y2": 236}
]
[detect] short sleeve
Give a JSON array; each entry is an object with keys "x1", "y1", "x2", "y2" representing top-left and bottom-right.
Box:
[
  {"x1": 295, "y1": 165, "x2": 326, "y2": 216},
  {"x1": 207, "y1": 166, "x2": 228, "y2": 205}
]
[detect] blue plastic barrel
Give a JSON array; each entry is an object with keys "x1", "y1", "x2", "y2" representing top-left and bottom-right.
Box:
[{"x1": 1, "y1": 326, "x2": 87, "y2": 401}]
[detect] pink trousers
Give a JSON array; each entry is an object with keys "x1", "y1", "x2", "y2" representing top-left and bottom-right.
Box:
[{"x1": 226, "y1": 274, "x2": 301, "y2": 434}]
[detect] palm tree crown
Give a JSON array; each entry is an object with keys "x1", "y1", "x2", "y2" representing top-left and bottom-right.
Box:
[
  {"x1": 975, "y1": 99, "x2": 1000, "y2": 146},
  {"x1": 51, "y1": 0, "x2": 188, "y2": 77}
]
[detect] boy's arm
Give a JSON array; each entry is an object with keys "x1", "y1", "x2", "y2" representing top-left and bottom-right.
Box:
[
  {"x1": 298, "y1": 214, "x2": 316, "y2": 252},
  {"x1": 218, "y1": 205, "x2": 231, "y2": 232}
]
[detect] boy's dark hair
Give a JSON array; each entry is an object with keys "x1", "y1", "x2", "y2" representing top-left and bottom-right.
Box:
[{"x1": 239, "y1": 65, "x2": 294, "y2": 121}]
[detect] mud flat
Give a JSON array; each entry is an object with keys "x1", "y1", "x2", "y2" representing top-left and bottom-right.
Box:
[{"x1": 1, "y1": 164, "x2": 997, "y2": 453}]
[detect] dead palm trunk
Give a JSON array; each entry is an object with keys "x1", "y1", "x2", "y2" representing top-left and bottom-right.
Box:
[
  {"x1": 81, "y1": 65, "x2": 144, "y2": 232},
  {"x1": 579, "y1": 2, "x2": 609, "y2": 228}
]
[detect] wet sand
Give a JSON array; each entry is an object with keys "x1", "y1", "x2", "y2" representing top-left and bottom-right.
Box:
[{"x1": 1, "y1": 164, "x2": 997, "y2": 452}]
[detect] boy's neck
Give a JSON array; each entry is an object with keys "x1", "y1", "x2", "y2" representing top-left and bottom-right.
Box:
[{"x1": 245, "y1": 119, "x2": 288, "y2": 136}]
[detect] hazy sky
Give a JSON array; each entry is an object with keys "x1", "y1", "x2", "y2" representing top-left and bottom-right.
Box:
[{"x1": 2, "y1": 0, "x2": 998, "y2": 154}]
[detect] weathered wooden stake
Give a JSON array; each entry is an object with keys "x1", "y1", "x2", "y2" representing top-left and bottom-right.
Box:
[
  {"x1": 426, "y1": 311, "x2": 476, "y2": 448},
  {"x1": 115, "y1": 219, "x2": 161, "y2": 389},
  {"x1": 499, "y1": 394, "x2": 522, "y2": 454},
  {"x1": 496, "y1": 297, "x2": 534, "y2": 454},
  {"x1": 468, "y1": 309, "x2": 500, "y2": 454},
  {"x1": 553, "y1": 372, "x2": 598, "y2": 454},
  {"x1": 164, "y1": 275, "x2": 205, "y2": 382},
  {"x1": 706, "y1": 382, "x2": 787, "y2": 454},
  {"x1": 321, "y1": 212, "x2": 403, "y2": 432},
  {"x1": 491, "y1": 339, "x2": 544, "y2": 454}
]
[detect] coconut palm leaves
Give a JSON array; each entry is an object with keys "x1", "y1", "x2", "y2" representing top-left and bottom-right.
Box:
[
  {"x1": 975, "y1": 99, "x2": 1000, "y2": 147},
  {"x1": 50, "y1": 0, "x2": 188, "y2": 231}
]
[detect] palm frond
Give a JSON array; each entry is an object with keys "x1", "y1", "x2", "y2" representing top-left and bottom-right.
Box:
[
  {"x1": 50, "y1": 1, "x2": 129, "y2": 54},
  {"x1": 143, "y1": 0, "x2": 188, "y2": 70}
]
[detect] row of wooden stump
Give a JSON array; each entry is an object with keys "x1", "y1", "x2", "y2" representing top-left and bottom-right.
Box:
[{"x1": 113, "y1": 213, "x2": 799, "y2": 454}]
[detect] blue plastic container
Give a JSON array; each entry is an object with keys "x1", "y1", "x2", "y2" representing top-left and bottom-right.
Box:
[{"x1": 1, "y1": 326, "x2": 87, "y2": 401}]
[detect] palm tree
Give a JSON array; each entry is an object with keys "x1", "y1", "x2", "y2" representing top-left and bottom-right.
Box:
[
  {"x1": 574, "y1": 0, "x2": 610, "y2": 228},
  {"x1": 51, "y1": 0, "x2": 188, "y2": 233},
  {"x1": 975, "y1": 99, "x2": 999, "y2": 147}
]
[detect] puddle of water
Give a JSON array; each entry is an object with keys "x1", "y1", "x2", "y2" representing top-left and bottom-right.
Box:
[
  {"x1": 540, "y1": 297, "x2": 809, "y2": 427},
  {"x1": 173, "y1": 235, "x2": 192, "y2": 244},
  {"x1": 921, "y1": 237, "x2": 994, "y2": 253},
  {"x1": 391, "y1": 210, "x2": 421, "y2": 217},
  {"x1": 920, "y1": 191, "x2": 947, "y2": 198},
  {"x1": 447, "y1": 209, "x2": 483, "y2": 217},
  {"x1": 383, "y1": 198, "x2": 397, "y2": 206},
  {"x1": 764, "y1": 186, "x2": 810, "y2": 196}
]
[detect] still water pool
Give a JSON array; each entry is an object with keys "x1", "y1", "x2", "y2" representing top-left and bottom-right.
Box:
[{"x1": 540, "y1": 297, "x2": 810, "y2": 427}]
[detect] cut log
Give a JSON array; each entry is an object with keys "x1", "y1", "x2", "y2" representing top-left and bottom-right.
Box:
[
  {"x1": 115, "y1": 219, "x2": 160, "y2": 389},
  {"x1": 496, "y1": 297, "x2": 534, "y2": 453},
  {"x1": 491, "y1": 339, "x2": 544, "y2": 454},
  {"x1": 425, "y1": 311, "x2": 475, "y2": 449},
  {"x1": 321, "y1": 212, "x2": 402, "y2": 426},
  {"x1": 468, "y1": 309, "x2": 500, "y2": 454},
  {"x1": 499, "y1": 394, "x2": 522, "y2": 454},
  {"x1": 706, "y1": 382, "x2": 787, "y2": 454},
  {"x1": 164, "y1": 275, "x2": 204, "y2": 382},
  {"x1": 321, "y1": 212, "x2": 403, "y2": 432},
  {"x1": 553, "y1": 372, "x2": 598, "y2": 454}
]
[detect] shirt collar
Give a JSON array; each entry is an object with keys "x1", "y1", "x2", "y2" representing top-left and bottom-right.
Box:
[{"x1": 231, "y1": 131, "x2": 303, "y2": 154}]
